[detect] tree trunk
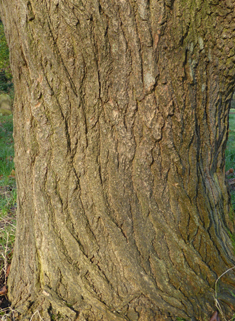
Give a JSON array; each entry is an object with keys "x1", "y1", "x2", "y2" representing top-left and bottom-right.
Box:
[{"x1": 1, "y1": 0, "x2": 235, "y2": 320}]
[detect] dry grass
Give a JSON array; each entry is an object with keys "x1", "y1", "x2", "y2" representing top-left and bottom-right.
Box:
[
  {"x1": 214, "y1": 267, "x2": 235, "y2": 321},
  {"x1": 0, "y1": 115, "x2": 16, "y2": 320}
]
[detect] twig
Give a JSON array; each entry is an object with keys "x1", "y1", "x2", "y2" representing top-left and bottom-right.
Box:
[
  {"x1": 30, "y1": 310, "x2": 44, "y2": 321},
  {"x1": 214, "y1": 266, "x2": 235, "y2": 321}
]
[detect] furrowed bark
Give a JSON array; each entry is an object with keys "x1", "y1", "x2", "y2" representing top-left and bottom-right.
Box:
[{"x1": 0, "y1": 0, "x2": 235, "y2": 320}]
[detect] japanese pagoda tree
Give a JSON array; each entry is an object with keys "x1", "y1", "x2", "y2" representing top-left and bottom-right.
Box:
[{"x1": 1, "y1": 0, "x2": 235, "y2": 320}]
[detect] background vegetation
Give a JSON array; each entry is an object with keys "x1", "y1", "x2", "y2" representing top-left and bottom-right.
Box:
[
  {"x1": 0, "y1": 114, "x2": 16, "y2": 259},
  {"x1": 226, "y1": 109, "x2": 235, "y2": 208},
  {"x1": 0, "y1": 21, "x2": 13, "y2": 97},
  {"x1": 0, "y1": 22, "x2": 15, "y2": 317}
]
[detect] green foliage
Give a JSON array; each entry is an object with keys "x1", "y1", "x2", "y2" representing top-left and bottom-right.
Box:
[
  {"x1": 0, "y1": 21, "x2": 13, "y2": 96},
  {"x1": 0, "y1": 115, "x2": 14, "y2": 177},
  {"x1": 0, "y1": 70, "x2": 13, "y2": 93},
  {"x1": 0, "y1": 23, "x2": 10, "y2": 74},
  {"x1": 226, "y1": 110, "x2": 235, "y2": 211},
  {"x1": 226, "y1": 112, "x2": 235, "y2": 172},
  {"x1": 0, "y1": 115, "x2": 16, "y2": 258},
  {"x1": 226, "y1": 110, "x2": 235, "y2": 250}
]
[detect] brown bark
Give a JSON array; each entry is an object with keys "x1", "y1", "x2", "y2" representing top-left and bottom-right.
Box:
[{"x1": 1, "y1": 0, "x2": 235, "y2": 320}]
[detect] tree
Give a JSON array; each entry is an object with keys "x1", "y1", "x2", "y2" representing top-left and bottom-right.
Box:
[{"x1": 0, "y1": 0, "x2": 235, "y2": 320}]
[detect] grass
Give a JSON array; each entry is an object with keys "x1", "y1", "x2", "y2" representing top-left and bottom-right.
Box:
[
  {"x1": 226, "y1": 112, "x2": 235, "y2": 170},
  {"x1": 0, "y1": 115, "x2": 16, "y2": 303},
  {"x1": 225, "y1": 110, "x2": 235, "y2": 208},
  {"x1": 0, "y1": 115, "x2": 16, "y2": 320}
]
